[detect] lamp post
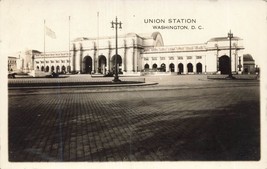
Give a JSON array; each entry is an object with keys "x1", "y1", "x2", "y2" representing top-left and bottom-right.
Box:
[
  {"x1": 215, "y1": 44, "x2": 220, "y2": 72},
  {"x1": 111, "y1": 16, "x2": 122, "y2": 82},
  {"x1": 227, "y1": 30, "x2": 234, "y2": 78}
]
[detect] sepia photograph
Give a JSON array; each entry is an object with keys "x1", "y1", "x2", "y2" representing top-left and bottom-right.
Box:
[{"x1": 1, "y1": 0, "x2": 267, "y2": 169}]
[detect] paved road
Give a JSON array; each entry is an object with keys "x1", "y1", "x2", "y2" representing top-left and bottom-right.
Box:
[{"x1": 8, "y1": 76, "x2": 260, "y2": 161}]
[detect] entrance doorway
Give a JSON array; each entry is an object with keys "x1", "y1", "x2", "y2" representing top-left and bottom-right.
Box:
[
  {"x1": 45, "y1": 66, "x2": 49, "y2": 72},
  {"x1": 98, "y1": 55, "x2": 107, "y2": 74},
  {"x1": 144, "y1": 64, "x2": 149, "y2": 71},
  {"x1": 169, "y1": 63, "x2": 175, "y2": 72},
  {"x1": 111, "y1": 55, "x2": 122, "y2": 74},
  {"x1": 51, "y1": 66, "x2": 55, "y2": 72},
  {"x1": 187, "y1": 63, "x2": 193, "y2": 73},
  {"x1": 178, "y1": 63, "x2": 183, "y2": 74},
  {"x1": 152, "y1": 64, "x2": 157, "y2": 71},
  {"x1": 62, "y1": 65, "x2": 66, "y2": 73},
  {"x1": 196, "y1": 63, "x2": 202, "y2": 73},
  {"x1": 219, "y1": 55, "x2": 230, "y2": 74},
  {"x1": 83, "y1": 56, "x2": 93, "y2": 74},
  {"x1": 160, "y1": 63, "x2": 166, "y2": 72}
]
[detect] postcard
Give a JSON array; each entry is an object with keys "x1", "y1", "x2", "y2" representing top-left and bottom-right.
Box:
[{"x1": 1, "y1": 0, "x2": 267, "y2": 169}]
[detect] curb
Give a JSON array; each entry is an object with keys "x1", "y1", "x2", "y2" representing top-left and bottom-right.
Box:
[{"x1": 8, "y1": 82, "x2": 159, "y2": 89}]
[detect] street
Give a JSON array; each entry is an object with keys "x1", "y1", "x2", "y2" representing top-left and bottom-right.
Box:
[{"x1": 8, "y1": 75, "x2": 260, "y2": 161}]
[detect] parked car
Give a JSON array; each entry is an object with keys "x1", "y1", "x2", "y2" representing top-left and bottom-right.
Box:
[{"x1": 8, "y1": 72, "x2": 16, "y2": 78}]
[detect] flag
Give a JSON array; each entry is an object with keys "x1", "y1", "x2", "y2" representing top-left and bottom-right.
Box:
[{"x1": 45, "y1": 26, "x2": 56, "y2": 39}]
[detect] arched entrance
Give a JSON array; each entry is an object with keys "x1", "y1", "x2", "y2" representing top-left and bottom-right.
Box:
[
  {"x1": 144, "y1": 64, "x2": 149, "y2": 71},
  {"x1": 67, "y1": 65, "x2": 71, "y2": 73},
  {"x1": 219, "y1": 55, "x2": 230, "y2": 74},
  {"x1": 187, "y1": 63, "x2": 193, "y2": 73},
  {"x1": 152, "y1": 64, "x2": 157, "y2": 71},
  {"x1": 36, "y1": 66, "x2": 39, "y2": 70},
  {"x1": 178, "y1": 63, "x2": 184, "y2": 74},
  {"x1": 160, "y1": 63, "x2": 166, "y2": 72},
  {"x1": 111, "y1": 55, "x2": 122, "y2": 74},
  {"x1": 98, "y1": 55, "x2": 107, "y2": 74},
  {"x1": 83, "y1": 56, "x2": 93, "y2": 74},
  {"x1": 56, "y1": 66, "x2": 60, "y2": 73},
  {"x1": 196, "y1": 63, "x2": 202, "y2": 73},
  {"x1": 169, "y1": 63, "x2": 175, "y2": 72},
  {"x1": 51, "y1": 66, "x2": 55, "y2": 72},
  {"x1": 62, "y1": 65, "x2": 66, "y2": 73},
  {"x1": 45, "y1": 66, "x2": 49, "y2": 72}
]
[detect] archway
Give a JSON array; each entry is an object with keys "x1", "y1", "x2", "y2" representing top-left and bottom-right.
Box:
[
  {"x1": 98, "y1": 55, "x2": 107, "y2": 74},
  {"x1": 62, "y1": 65, "x2": 66, "y2": 73},
  {"x1": 144, "y1": 64, "x2": 149, "y2": 71},
  {"x1": 196, "y1": 63, "x2": 202, "y2": 73},
  {"x1": 160, "y1": 63, "x2": 166, "y2": 72},
  {"x1": 152, "y1": 64, "x2": 157, "y2": 71},
  {"x1": 56, "y1": 66, "x2": 60, "y2": 73},
  {"x1": 67, "y1": 65, "x2": 71, "y2": 73},
  {"x1": 82, "y1": 56, "x2": 93, "y2": 74},
  {"x1": 36, "y1": 66, "x2": 39, "y2": 70},
  {"x1": 111, "y1": 55, "x2": 122, "y2": 74},
  {"x1": 51, "y1": 66, "x2": 55, "y2": 72},
  {"x1": 178, "y1": 63, "x2": 184, "y2": 74},
  {"x1": 169, "y1": 63, "x2": 175, "y2": 72},
  {"x1": 219, "y1": 55, "x2": 230, "y2": 74},
  {"x1": 187, "y1": 63, "x2": 193, "y2": 73},
  {"x1": 45, "y1": 66, "x2": 49, "y2": 72}
]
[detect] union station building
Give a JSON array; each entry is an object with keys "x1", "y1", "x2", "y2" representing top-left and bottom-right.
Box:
[{"x1": 10, "y1": 32, "x2": 247, "y2": 75}]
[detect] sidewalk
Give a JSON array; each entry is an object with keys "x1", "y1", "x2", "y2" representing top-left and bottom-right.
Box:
[{"x1": 8, "y1": 76, "x2": 158, "y2": 88}]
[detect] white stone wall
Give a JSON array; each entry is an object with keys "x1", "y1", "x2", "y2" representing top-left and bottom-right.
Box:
[{"x1": 15, "y1": 32, "x2": 245, "y2": 75}]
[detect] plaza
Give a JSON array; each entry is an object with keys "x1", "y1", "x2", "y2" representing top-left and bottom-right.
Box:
[{"x1": 8, "y1": 75, "x2": 260, "y2": 161}]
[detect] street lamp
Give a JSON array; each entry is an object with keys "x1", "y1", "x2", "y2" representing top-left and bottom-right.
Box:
[
  {"x1": 111, "y1": 16, "x2": 122, "y2": 82},
  {"x1": 215, "y1": 44, "x2": 220, "y2": 72},
  {"x1": 227, "y1": 30, "x2": 234, "y2": 79}
]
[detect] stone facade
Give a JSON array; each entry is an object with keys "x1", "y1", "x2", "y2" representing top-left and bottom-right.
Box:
[
  {"x1": 11, "y1": 32, "x2": 247, "y2": 75},
  {"x1": 142, "y1": 36, "x2": 244, "y2": 74}
]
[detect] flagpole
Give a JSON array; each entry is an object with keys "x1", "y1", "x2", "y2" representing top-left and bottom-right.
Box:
[
  {"x1": 44, "y1": 19, "x2": 46, "y2": 71},
  {"x1": 68, "y1": 16, "x2": 71, "y2": 73},
  {"x1": 97, "y1": 11, "x2": 99, "y2": 74}
]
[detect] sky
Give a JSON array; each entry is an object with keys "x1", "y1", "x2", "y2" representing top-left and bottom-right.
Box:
[{"x1": 1, "y1": 0, "x2": 267, "y2": 66}]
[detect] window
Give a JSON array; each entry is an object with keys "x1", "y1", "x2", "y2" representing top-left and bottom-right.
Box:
[
  {"x1": 160, "y1": 57, "x2": 165, "y2": 60},
  {"x1": 187, "y1": 56, "x2": 192, "y2": 59},
  {"x1": 169, "y1": 57, "x2": 174, "y2": 60},
  {"x1": 178, "y1": 56, "x2": 183, "y2": 60},
  {"x1": 144, "y1": 57, "x2": 149, "y2": 61},
  {"x1": 152, "y1": 57, "x2": 157, "y2": 60},
  {"x1": 196, "y1": 56, "x2": 202, "y2": 59}
]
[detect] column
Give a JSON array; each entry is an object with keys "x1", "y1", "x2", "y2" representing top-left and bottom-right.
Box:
[
  {"x1": 77, "y1": 44, "x2": 83, "y2": 73},
  {"x1": 132, "y1": 39, "x2": 135, "y2": 72},
  {"x1": 184, "y1": 57, "x2": 188, "y2": 74},
  {"x1": 72, "y1": 44, "x2": 76, "y2": 72},
  {"x1": 166, "y1": 60, "x2": 169, "y2": 72},
  {"x1": 123, "y1": 40, "x2": 127, "y2": 72},
  {"x1": 194, "y1": 56, "x2": 196, "y2": 73}
]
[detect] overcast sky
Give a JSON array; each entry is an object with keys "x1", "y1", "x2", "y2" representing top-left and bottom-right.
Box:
[{"x1": 1, "y1": 0, "x2": 267, "y2": 66}]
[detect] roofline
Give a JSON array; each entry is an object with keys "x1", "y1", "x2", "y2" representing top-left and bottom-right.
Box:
[{"x1": 208, "y1": 36, "x2": 243, "y2": 42}]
